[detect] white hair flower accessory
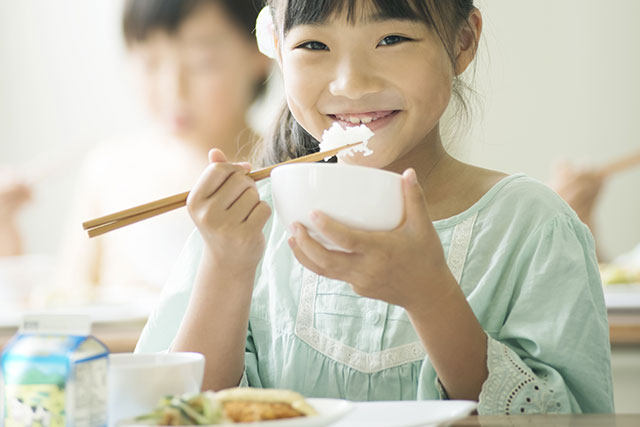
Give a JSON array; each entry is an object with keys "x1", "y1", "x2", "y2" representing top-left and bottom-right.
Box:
[{"x1": 255, "y1": 5, "x2": 276, "y2": 59}]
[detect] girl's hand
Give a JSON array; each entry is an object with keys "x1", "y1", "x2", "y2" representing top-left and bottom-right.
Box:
[
  {"x1": 187, "y1": 149, "x2": 271, "y2": 273},
  {"x1": 288, "y1": 168, "x2": 456, "y2": 312}
]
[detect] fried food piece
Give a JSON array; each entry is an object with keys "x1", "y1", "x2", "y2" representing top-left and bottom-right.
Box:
[
  {"x1": 223, "y1": 401, "x2": 305, "y2": 422},
  {"x1": 215, "y1": 387, "x2": 317, "y2": 422}
]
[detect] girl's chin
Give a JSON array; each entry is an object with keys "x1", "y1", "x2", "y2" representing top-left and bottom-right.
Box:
[{"x1": 336, "y1": 152, "x2": 392, "y2": 169}]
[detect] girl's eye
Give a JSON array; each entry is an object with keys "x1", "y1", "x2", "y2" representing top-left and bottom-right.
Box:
[
  {"x1": 297, "y1": 41, "x2": 329, "y2": 51},
  {"x1": 378, "y1": 35, "x2": 411, "y2": 47}
]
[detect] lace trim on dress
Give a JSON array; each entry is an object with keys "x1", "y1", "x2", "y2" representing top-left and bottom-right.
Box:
[
  {"x1": 295, "y1": 268, "x2": 426, "y2": 373},
  {"x1": 239, "y1": 369, "x2": 249, "y2": 387},
  {"x1": 293, "y1": 213, "x2": 478, "y2": 373},
  {"x1": 447, "y1": 213, "x2": 478, "y2": 285},
  {"x1": 478, "y1": 335, "x2": 564, "y2": 414}
]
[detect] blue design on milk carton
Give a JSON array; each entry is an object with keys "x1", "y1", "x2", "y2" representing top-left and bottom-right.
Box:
[{"x1": 1, "y1": 314, "x2": 108, "y2": 427}]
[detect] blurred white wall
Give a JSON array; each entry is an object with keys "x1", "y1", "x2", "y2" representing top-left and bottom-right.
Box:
[
  {"x1": 0, "y1": 0, "x2": 638, "y2": 258},
  {"x1": 0, "y1": 0, "x2": 148, "y2": 253},
  {"x1": 468, "y1": 0, "x2": 640, "y2": 259}
]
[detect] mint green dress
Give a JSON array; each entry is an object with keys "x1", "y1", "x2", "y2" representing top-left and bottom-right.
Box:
[{"x1": 136, "y1": 174, "x2": 614, "y2": 414}]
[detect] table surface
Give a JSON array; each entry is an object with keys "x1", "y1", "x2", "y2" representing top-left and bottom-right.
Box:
[
  {"x1": 608, "y1": 311, "x2": 640, "y2": 345},
  {"x1": 0, "y1": 319, "x2": 146, "y2": 353},
  {"x1": 453, "y1": 414, "x2": 640, "y2": 426},
  {"x1": 2, "y1": 310, "x2": 639, "y2": 353}
]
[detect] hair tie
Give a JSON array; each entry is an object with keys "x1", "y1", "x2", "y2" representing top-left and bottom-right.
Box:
[{"x1": 255, "y1": 6, "x2": 276, "y2": 59}]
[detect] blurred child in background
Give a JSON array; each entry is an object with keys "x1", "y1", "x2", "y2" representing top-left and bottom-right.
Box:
[{"x1": 37, "y1": 0, "x2": 271, "y2": 306}]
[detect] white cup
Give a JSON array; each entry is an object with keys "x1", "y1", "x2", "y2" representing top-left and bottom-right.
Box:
[{"x1": 108, "y1": 352, "x2": 205, "y2": 425}]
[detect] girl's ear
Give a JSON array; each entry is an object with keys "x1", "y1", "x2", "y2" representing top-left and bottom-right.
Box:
[{"x1": 455, "y1": 8, "x2": 483, "y2": 76}]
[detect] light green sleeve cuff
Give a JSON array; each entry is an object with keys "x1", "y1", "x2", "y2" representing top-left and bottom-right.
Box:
[{"x1": 478, "y1": 335, "x2": 573, "y2": 415}]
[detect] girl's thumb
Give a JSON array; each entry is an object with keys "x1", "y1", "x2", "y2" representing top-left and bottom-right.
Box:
[
  {"x1": 209, "y1": 149, "x2": 228, "y2": 163},
  {"x1": 402, "y1": 168, "x2": 429, "y2": 225}
]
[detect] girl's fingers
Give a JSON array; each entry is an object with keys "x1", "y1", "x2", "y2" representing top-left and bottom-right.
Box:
[
  {"x1": 209, "y1": 148, "x2": 251, "y2": 171},
  {"x1": 402, "y1": 168, "x2": 431, "y2": 229},
  {"x1": 310, "y1": 211, "x2": 368, "y2": 253},
  {"x1": 288, "y1": 237, "x2": 326, "y2": 276},
  {"x1": 213, "y1": 172, "x2": 258, "y2": 210},
  {"x1": 291, "y1": 223, "x2": 353, "y2": 279},
  {"x1": 209, "y1": 148, "x2": 227, "y2": 163},
  {"x1": 244, "y1": 201, "x2": 272, "y2": 230},
  {"x1": 227, "y1": 186, "x2": 261, "y2": 223},
  {"x1": 188, "y1": 163, "x2": 247, "y2": 205}
]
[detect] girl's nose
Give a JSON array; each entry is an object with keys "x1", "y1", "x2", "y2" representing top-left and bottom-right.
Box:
[{"x1": 329, "y1": 57, "x2": 383, "y2": 100}]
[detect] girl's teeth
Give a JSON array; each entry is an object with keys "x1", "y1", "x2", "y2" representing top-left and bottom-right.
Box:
[
  {"x1": 361, "y1": 117, "x2": 372, "y2": 124},
  {"x1": 349, "y1": 117, "x2": 360, "y2": 124}
]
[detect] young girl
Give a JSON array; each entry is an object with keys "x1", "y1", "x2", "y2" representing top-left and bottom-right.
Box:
[{"x1": 136, "y1": 0, "x2": 614, "y2": 414}]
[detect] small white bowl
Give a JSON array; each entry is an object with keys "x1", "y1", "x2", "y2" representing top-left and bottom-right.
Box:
[
  {"x1": 108, "y1": 352, "x2": 204, "y2": 426},
  {"x1": 271, "y1": 163, "x2": 404, "y2": 251}
]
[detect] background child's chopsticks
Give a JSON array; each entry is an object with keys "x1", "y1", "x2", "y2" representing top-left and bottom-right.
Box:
[{"x1": 82, "y1": 142, "x2": 361, "y2": 238}]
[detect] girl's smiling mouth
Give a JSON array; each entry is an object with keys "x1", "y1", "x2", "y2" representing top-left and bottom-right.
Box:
[{"x1": 328, "y1": 110, "x2": 400, "y2": 131}]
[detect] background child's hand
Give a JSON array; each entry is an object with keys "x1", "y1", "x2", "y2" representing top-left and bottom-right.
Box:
[
  {"x1": 549, "y1": 161, "x2": 604, "y2": 228},
  {"x1": 187, "y1": 149, "x2": 271, "y2": 272},
  {"x1": 288, "y1": 168, "x2": 456, "y2": 311},
  {"x1": 0, "y1": 169, "x2": 32, "y2": 221}
]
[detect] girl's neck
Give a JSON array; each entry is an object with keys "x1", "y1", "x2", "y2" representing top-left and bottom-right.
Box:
[{"x1": 385, "y1": 124, "x2": 452, "y2": 189}]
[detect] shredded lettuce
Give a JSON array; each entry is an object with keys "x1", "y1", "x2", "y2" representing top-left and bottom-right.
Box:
[{"x1": 134, "y1": 391, "x2": 226, "y2": 425}]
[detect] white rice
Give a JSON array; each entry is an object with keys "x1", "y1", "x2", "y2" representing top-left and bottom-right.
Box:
[{"x1": 318, "y1": 123, "x2": 374, "y2": 160}]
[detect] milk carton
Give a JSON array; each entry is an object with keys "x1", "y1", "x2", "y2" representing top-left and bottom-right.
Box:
[{"x1": 1, "y1": 314, "x2": 109, "y2": 427}]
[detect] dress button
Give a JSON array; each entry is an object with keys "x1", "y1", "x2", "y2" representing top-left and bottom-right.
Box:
[{"x1": 365, "y1": 311, "x2": 381, "y2": 325}]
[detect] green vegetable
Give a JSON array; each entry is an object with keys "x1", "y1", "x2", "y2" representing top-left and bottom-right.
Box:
[{"x1": 134, "y1": 391, "x2": 226, "y2": 425}]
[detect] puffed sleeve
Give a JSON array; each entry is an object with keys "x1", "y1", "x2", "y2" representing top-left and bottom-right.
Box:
[
  {"x1": 477, "y1": 215, "x2": 614, "y2": 414},
  {"x1": 135, "y1": 229, "x2": 203, "y2": 353},
  {"x1": 238, "y1": 323, "x2": 263, "y2": 388}
]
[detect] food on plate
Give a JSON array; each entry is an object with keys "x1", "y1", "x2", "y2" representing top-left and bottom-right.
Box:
[
  {"x1": 134, "y1": 391, "x2": 225, "y2": 425},
  {"x1": 318, "y1": 122, "x2": 374, "y2": 159},
  {"x1": 216, "y1": 387, "x2": 317, "y2": 423},
  {"x1": 600, "y1": 263, "x2": 640, "y2": 285},
  {"x1": 133, "y1": 388, "x2": 317, "y2": 425}
]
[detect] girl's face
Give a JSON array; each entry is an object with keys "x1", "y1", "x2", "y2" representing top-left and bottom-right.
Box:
[
  {"x1": 131, "y1": 3, "x2": 268, "y2": 142},
  {"x1": 279, "y1": 9, "x2": 455, "y2": 168}
]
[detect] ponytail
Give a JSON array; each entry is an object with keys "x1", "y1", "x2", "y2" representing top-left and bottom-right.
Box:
[{"x1": 259, "y1": 102, "x2": 321, "y2": 167}]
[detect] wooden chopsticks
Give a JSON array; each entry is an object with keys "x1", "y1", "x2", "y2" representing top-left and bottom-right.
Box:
[{"x1": 82, "y1": 142, "x2": 362, "y2": 238}]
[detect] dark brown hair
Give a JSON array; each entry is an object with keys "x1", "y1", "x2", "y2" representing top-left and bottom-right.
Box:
[
  {"x1": 261, "y1": 0, "x2": 477, "y2": 166},
  {"x1": 123, "y1": 0, "x2": 261, "y2": 46},
  {"x1": 122, "y1": 0, "x2": 267, "y2": 99}
]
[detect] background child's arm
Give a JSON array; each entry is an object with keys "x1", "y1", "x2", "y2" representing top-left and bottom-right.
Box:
[
  {"x1": 0, "y1": 171, "x2": 31, "y2": 256},
  {"x1": 170, "y1": 149, "x2": 271, "y2": 391}
]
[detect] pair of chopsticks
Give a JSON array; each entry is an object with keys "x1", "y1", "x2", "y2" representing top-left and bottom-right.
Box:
[{"x1": 82, "y1": 142, "x2": 361, "y2": 238}]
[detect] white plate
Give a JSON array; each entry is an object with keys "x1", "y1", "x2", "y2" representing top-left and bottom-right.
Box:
[
  {"x1": 331, "y1": 400, "x2": 477, "y2": 427},
  {"x1": 116, "y1": 398, "x2": 353, "y2": 427}
]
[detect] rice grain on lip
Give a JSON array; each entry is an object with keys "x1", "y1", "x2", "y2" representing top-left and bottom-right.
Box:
[{"x1": 319, "y1": 123, "x2": 374, "y2": 160}]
